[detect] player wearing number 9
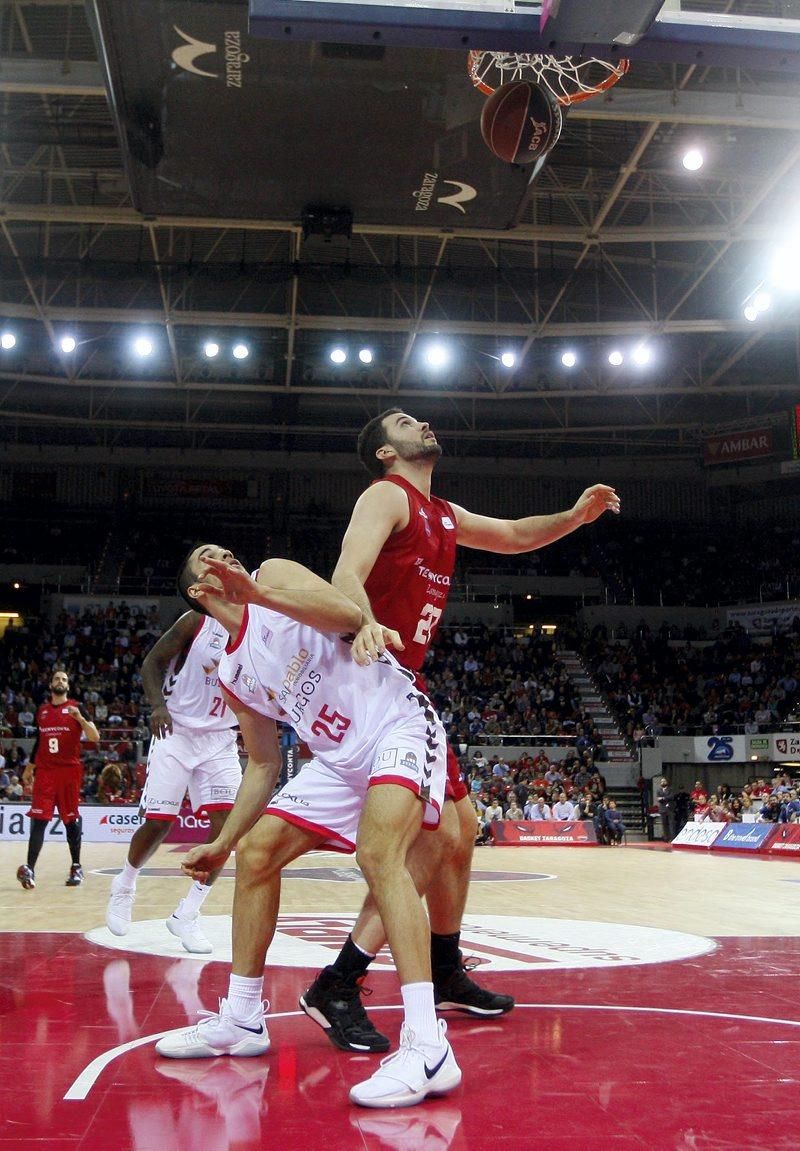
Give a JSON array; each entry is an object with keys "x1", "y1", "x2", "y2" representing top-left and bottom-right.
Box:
[
  {"x1": 300, "y1": 409, "x2": 621, "y2": 1049},
  {"x1": 17, "y1": 669, "x2": 100, "y2": 891}
]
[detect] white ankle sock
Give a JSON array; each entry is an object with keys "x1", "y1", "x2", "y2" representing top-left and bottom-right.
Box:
[
  {"x1": 116, "y1": 861, "x2": 140, "y2": 890},
  {"x1": 174, "y1": 880, "x2": 211, "y2": 920},
  {"x1": 227, "y1": 974, "x2": 264, "y2": 1021},
  {"x1": 401, "y1": 981, "x2": 440, "y2": 1048}
]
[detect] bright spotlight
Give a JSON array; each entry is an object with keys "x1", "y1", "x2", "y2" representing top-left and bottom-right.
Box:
[
  {"x1": 358, "y1": 348, "x2": 374, "y2": 365},
  {"x1": 500, "y1": 351, "x2": 516, "y2": 368},
  {"x1": 133, "y1": 335, "x2": 153, "y2": 357},
  {"x1": 59, "y1": 335, "x2": 77, "y2": 354},
  {"x1": 682, "y1": 148, "x2": 704, "y2": 171},
  {"x1": 0, "y1": 332, "x2": 16, "y2": 350},
  {"x1": 608, "y1": 349, "x2": 623, "y2": 366},
  {"x1": 744, "y1": 304, "x2": 758, "y2": 322},
  {"x1": 203, "y1": 341, "x2": 220, "y2": 359},
  {"x1": 330, "y1": 347, "x2": 347, "y2": 364},
  {"x1": 561, "y1": 350, "x2": 577, "y2": 368},
  {"x1": 752, "y1": 290, "x2": 771, "y2": 313},
  {"x1": 632, "y1": 344, "x2": 652, "y2": 367},
  {"x1": 232, "y1": 343, "x2": 249, "y2": 360},
  {"x1": 424, "y1": 342, "x2": 449, "y2": 369}
]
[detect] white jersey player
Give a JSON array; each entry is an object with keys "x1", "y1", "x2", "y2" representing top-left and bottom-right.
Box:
[
  {"x1": 105, "y1": 606, "x2": 243, "y2": 954},
  {"x1": 156, "y1": 546, "x2": 462, "y2": 1111}
]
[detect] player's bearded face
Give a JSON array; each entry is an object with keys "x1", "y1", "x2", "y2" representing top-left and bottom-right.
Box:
[
  {"x1": 386, "y1": 428, "x2": 442, "y2": 465},
  {"x1": 51, "y1": 673, "x2": 69, "y2": 695}
]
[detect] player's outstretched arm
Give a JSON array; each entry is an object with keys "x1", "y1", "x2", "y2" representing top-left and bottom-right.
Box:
[
  {"x1": 451, "y1": 483, "x2": 620, "y2": 554},
  {"x1": 189, "y1": 556, "x2": 362, "y2": 633},
  {"x1": 332, "y1": 482, "x2": 408, "y2": 663},
  {"x1": 141, "y1": 611, "x2": 203, "y2": 738},
  {"x1": 181, "y1": 700, "x2": 282, "y2": 882}
]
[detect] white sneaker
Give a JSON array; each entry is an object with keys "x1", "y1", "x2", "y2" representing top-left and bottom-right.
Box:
[
  {"x1": 167, "y1": 911, "x2": 213, "y2": 954},
  {"x1": 106, "y1": 882, "x2": 136, "y2": 936},
  {"x1": 349, "y1": 1020, "x2": 461, "y2": 1109},
  {"x1": 156, "y1": 998, "x2": 270, "y2": 1059}
]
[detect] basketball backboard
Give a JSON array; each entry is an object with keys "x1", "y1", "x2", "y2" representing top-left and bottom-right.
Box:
[{"x1": 249, "y1": 0, "x2": 800, "y2": 71}]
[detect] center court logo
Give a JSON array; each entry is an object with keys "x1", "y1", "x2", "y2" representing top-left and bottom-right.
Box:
[
  {"x1": 87, "y1": 912, "x2": 715, "y2": 968},
  {"x1": 171, "y1": 26, "x2": 250, "y2": 87},
  {"x1": 412, "y1": 173, "x2": 478, "y2": 215}
]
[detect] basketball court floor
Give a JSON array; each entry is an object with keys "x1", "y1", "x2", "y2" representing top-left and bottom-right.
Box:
[{"x1": 1, "y1": 838, "x2": 797, "y2": 1150}]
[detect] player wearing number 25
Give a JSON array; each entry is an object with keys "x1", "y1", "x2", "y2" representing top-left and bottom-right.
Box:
[
  {"x1": 156, "y1": 547, "x2": 463, "y2": 1110},
  {"x1": 17, "y1": 670, "x2": 100, "y2": 891},
  {"x1": 105, "y1": 607, "x2": 242, "y2": 954}
]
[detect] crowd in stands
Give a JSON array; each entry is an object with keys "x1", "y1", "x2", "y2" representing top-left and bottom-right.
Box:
[
  {"x1": 587, "y1": 620, "x2": 800, "y2": 739},
  {"x1": 421, "y1": 625, "x2": 607, "y2": 757},
  {"x1": 0, "y1": 601, "x2": 159, "y2": 803},
  {"x1": 686, "y1": 775, "x2": 800, "y2": 826}
]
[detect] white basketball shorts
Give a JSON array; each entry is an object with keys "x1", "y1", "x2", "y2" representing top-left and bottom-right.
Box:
[
  {"x1": 265, "y1": 712, "x2": 446, "y2": 852},
  {"x1": 141, "y1": 723, "x2": 242, "y2": 819}
]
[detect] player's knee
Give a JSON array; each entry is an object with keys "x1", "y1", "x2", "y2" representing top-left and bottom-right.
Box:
[
  {"x1": 236, "y1": 824, "x2": 282, "y2": 882},
  {"x1": 356, "y1": 837, "x2": 399, "y2": 885}
]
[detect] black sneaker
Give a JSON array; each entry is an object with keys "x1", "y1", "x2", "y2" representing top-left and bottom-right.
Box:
[
  {"x1": 434, "y1": 956, "x2": 515, "y2": 1016},
  {"x1": 299, "y1": 966, "x2": 390, "y2": 1053},
  {"x1": 16, "y1": 864, "x2": 35, "y2": 890},
  {"x1": 66, "y1": 864, "x2": 84, "y2": 887}
]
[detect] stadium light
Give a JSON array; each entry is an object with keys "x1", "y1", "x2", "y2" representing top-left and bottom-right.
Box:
[
  {"x1": 631, "y1": 343, "x2": 652, "y2": 367},
  {"x1": 424, "y1": 342, "x2": 450, "y2": 369},
  {"x1": 744, "y1": 304, "x2": 758, "y2": 322},
  {"x1": 203, "y1": 341, "x2": 220, "y2": 359},
  {"x1": 59, "y1": 335, "x2": 77, "y2": 354},
  {"x1": 500, "y1": 351, "x2": 516, "y2": 368},
  {"x1": 232, "y1": 343, "x2": 250, "y2": 360},
  {"x1": 1, "y1": 331, "x2": 16, "y2": 350},
  {"x1": 132, "y1": 335, "x2": 153, "y2": 357},
  {"x1": 330, "y1": 347, "x2": 347, "y2": 364},
  {"x1": 561, "y1": 350, "x2": 577, "y2": 368},
  {"x1": 358, "y1": 348, "x2": 374, "y2": 365},
  {"x1": 608, "y1": 349, "x2": 623, "y2": 366},
  {"x1": 682, "y1": 148, "x2": 704, "y2": 171}
]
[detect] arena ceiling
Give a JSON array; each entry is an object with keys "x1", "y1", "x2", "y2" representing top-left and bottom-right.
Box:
[{"x1": 1, "y1": 0, "x2": 799, "y2": 462}]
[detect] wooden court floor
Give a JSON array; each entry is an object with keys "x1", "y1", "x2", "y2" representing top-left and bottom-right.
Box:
[{"x1": 1, "y1": 839, "x2": 799, "y2": 1150}]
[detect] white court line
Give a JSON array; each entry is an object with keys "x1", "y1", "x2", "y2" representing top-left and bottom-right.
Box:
[{"x1": 64, "y1": 1002, "x2": 800, "y2": 1101}]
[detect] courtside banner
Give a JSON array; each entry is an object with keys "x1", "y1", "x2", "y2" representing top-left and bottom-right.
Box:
[
  {"x1": 711, "y1": 823, "x2": 779, "y2": 853},
  {"x1": 165, "y1": 809, "x2": 212, "y2": 843},
  {"x1": 671, "y1": 822, "x2": 726, "y2": 849},
  {"x1": 490, "y1": 820, "x2": 598, "y2": 846},
  {"x1": 768, "y1": 824, "x2": 800, "y2": 856},
  {"x1": 0, "y1": 804, "x2": 144, "y2": 843}
]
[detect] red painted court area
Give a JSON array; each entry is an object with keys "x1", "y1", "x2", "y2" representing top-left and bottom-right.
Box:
[{"x1": 2, "y1": 933, "x2": 799, "y2": 1150}]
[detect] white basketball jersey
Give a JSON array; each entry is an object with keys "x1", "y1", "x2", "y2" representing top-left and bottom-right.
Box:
[
  {"x1": 219, "y1": 604, "x2": 428, "y2": 767},
  {"x1": 163, "y1": 614, "x2": 237, "y2": 732}
]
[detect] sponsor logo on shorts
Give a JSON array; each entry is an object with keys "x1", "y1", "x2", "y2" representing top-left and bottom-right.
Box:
[
  {"x1": 276, "y1": 792, "x2": 311, "y2": 808},
  {"x1": 242, "y1": 674, "x2": 257, "y2": 693},
  {"x1": 209, "y1": 786, "x2": 237, "y2": 801},
  {"x1": 400, "y1": 751, "x2": 418, "y2": 772},
  {"x1": 230, "y1": 663, "x2": 243, "y2": 686}
]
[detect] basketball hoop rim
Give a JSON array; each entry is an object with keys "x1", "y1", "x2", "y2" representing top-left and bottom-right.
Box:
[{"x1": 467, "y1": 50, "x2": 630, "y2": 103}]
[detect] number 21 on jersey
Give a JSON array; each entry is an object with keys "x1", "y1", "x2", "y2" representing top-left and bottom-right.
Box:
[{"x1": 413, "y1": 602, "x2": 443, "y2": 645}]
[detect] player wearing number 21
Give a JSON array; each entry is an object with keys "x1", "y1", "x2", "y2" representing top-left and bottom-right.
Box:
[
  {"x1": 105, "y1": 607, "x2": 243, "y2": 954},
  {"x1": 17, "y1": 670, "x2": 100, "y2": 890},
  {"x1": 156, "y1": 546, "x2": 463, "y2": 1110}
]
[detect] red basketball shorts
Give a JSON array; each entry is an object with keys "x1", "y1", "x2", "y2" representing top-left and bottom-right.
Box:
[
  {"x1": 412, "y1": 670, "x2": 468, "y2": 803},
  {"x1": 28, "y1": 766, "x2": 82, "y2": 824}
]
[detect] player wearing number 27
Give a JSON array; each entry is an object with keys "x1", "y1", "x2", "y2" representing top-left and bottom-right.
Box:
[
  {"x1": 300, "y1": 409, "x2": 620, "y2": 1053},
  {"x1": 105, "y1": 610, "x2": 242, "y2": 953}
]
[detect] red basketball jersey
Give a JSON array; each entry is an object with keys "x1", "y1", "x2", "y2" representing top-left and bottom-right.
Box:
[
  {"x1": 33, "y1": 699, "x2": 84, "y2": 769},
  {"x1": 364, "y1": 475, "x2": 458, "y2": 670}
]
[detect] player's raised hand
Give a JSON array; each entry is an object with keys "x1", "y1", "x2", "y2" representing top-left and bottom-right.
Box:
[
  {"x1": 351, "y1": 621, "x2": 406, "y2": 666},
  {"x1": 149, "y1": 704, "x2": 173, "y2": 740},
  {"x1": 572, "y1": 484, "x2": 620, "y2": 525},
  {"x1": 181, "y1": 839, "x2": 231, "y2": 883},
  {"x1": 189, "y1": 556, "x2": 259, "y2": 606}
]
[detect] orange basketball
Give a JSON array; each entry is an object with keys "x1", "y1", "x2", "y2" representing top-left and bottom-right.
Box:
[{"x1": 480, "y1": 79, "x2": 563, "y2": 165}]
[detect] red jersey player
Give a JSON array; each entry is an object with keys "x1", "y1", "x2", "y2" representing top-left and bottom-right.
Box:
[
  {"x1": 300, "y1": 408, "x2": 620, "y2": 1053},
  {"x1": 18, "y1": 669, "x2": 100, "y2": 889}
]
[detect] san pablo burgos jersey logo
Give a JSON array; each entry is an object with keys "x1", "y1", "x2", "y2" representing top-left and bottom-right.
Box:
[
  {"x1": 413, "y1": 173, "x2": 478, "y2": 215},
  {"x1": 171, "y1": 26, "x2": 250, "y2": 88}
]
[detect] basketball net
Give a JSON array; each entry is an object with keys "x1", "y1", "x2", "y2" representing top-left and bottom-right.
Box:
[{"x1": 467, "y1": 50, "x2": 629, "y2": 104}]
